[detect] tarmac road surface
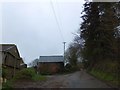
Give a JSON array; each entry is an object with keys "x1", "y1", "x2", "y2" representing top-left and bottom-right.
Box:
[
  {"x1": 13, "y1": 70, "x2": 111, "y2": 88},
  {"x1": 40, "y1": 70, "x2": 110, "y2": 88}
]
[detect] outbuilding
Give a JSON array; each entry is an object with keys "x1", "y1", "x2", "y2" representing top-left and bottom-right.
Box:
[
  {"x1": 0, "y1": 44, "x2": 26, "y2": 80},
  {"x1": 37, "y1": 56, "x2": 64, "y2": 74}
]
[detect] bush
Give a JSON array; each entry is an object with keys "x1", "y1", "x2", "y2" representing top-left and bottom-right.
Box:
[
  {"x1": 2, "y1": 68, "x2": 47, "y2": 89},
  {"x1": 61, "y1": 64, "x2": 79, "y2": 74},
  {"x1": 13, "y1": 68, "x2": 36, "y2": 80},
  {"x1": 13, "y1": 68, "x2": 46, "y2": 81},
  {"x1": 65, "y1": 64, "x2": 72, "y2": 70}
]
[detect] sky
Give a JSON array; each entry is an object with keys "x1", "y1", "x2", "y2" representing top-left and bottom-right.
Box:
[{"x1": 0, "y1": 0, "x2": 85, "y2": 64}]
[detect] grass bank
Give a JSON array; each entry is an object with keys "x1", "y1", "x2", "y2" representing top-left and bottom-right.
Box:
[
  {"x1": 2, "y1": 68, "x2": 46, "y2": 89},
  {"x1": 87, "y1": 60, "x2": 119, "y2": 88}
]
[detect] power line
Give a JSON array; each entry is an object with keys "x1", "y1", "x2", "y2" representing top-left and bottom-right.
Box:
[
  {"x1": 50, "y1": 0, "x2": 64, "y2": 42},
  {"x1": 55, "y1": 1, "x2": 64, "y2": 38}
]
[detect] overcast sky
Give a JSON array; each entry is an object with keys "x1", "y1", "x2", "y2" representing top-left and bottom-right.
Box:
[{"x1": 1, "y1": 0, "x2": 84, "y2": 64}]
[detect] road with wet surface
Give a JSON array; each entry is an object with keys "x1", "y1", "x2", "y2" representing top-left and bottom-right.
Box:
[{"x1": 13, "y1": 70, "x2": 111, "y2": 88}]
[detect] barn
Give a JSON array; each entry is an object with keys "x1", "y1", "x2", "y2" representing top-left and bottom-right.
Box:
[
  {"x1": 37, "y1": 56, "x2": 64, "y2": 74},
  {"x1": 0, "y1": 44, "x2": 27, "y2": 80}
]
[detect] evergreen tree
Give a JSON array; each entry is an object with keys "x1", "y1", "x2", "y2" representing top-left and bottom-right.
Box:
[
  {"x1": 80, "y1": 2, "x2": 119, "y2": 69},
  {"x1": 81, "y1": 2, "x2": 101, "y2": 68}
]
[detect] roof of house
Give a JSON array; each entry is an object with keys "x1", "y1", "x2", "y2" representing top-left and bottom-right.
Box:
[
  {"x1": 0, "y1": 44, "x2": 16, "y2": 51},
  {"x1": 0, "y1": 44, "x2": 22, "y2": 60},
  {"x1": 39, "y1": 56, "x2": 64, "y2": 62},
  {"x1": 1, "y1": 44, "x2": 25, "y2": 66}
]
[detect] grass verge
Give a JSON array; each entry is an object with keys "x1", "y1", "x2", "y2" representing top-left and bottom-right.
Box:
[
  {"x1": 2, "y1": 68, "x2": 46, "y2": 89},
  {"x1": 88, "y1": 69, "x2": 119, "y2": 88}
]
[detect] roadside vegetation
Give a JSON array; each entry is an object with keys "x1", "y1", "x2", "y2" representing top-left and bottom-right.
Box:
[
  {"x1": 12, "y1": 68, "x2": 46, "y2": 81},
  {"x1": 80, "y1": 2, "x2": 120, "y2": 87},
  {"x1": 89, "y1": 69, "x2": 119, "y2": 86},
  {"x1": 65, "y1": 1, "x2": 120, "y2": 88},
  {"x1": 2, "y1": 67, "x2": 46, "y2": 89},
  {"x1": 88, "y1": 60, "x2": 119, "y2": 87},
  {"x1": 59, "y1": 65, "x2": 79, "y2": 75}
]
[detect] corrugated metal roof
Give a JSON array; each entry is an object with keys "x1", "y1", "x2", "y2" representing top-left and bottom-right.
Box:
[{"x1": 39, "y1": 56, "x2": 64, "y2": 62}]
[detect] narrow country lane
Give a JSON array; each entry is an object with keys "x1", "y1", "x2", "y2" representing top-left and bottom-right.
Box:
[
  {"x1": 40, "y1": 70, "x2": 110, "y2": 88},
  {"x1": 60, "y1": 71, "x2": 110, "y2": 88},
  {"x1": 13, "y1": 70, "x2": 111, "y2": 88}
]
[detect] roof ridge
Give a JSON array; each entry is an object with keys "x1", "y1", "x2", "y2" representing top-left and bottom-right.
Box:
[
  {"x1": 5, "y1": 46, "x2": 15, "y2": 51},
  {"x1": 0, "y1": 44, "x2": 16, "y2": 46},
  {"x1": 40, "y1": 55, "x2": 63, "y2": 57},
  {"x1": 39, "y1": 56, "x2": 64, "y2": 62},
  {"x1": 0, "y1": 44, "x2": 16, "y2": 51}
]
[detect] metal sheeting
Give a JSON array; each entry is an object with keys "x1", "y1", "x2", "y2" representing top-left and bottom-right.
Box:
[{"x1": 39, "y1": 56, "x2": 64, "y2": 62}]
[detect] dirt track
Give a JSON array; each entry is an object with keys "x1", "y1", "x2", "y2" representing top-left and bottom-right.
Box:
[{"x1": 13, "y1": 71, "x2": 111, "y2": 88}]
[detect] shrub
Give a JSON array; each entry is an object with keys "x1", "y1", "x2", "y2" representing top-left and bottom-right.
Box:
[
  {"x1": 2, "y1": 68, "x2": 47, "y2": 89},
  {"x1": 13, "y1": 68, "x2": 36, "y2": 80},
  {"x1": 65, "y1": 64, "x2": 72, "y2": 70},
  {"x1": 13, "y1": 68, "x2": 46, "y2": 81}
]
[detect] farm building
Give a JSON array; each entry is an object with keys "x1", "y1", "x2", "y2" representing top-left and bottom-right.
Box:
[
  {"x1": 0, "y1": 44, "x2": 27, "y2": 80},
  {"x1": 37, "y1": 56, "x2": 64, "y2": 74}
]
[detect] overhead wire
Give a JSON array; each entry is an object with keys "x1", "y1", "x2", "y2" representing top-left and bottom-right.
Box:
[
  {"x1": 50, "y1": 0, "x2": 64, "y2": 42},
  {"x1": 55, "y1": 1, "x2": 64, "y2": 36}
]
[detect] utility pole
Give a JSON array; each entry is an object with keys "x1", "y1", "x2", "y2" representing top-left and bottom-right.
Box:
[{"x1": 63, "y1": 42, "x2": 66, "y2": 62}]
